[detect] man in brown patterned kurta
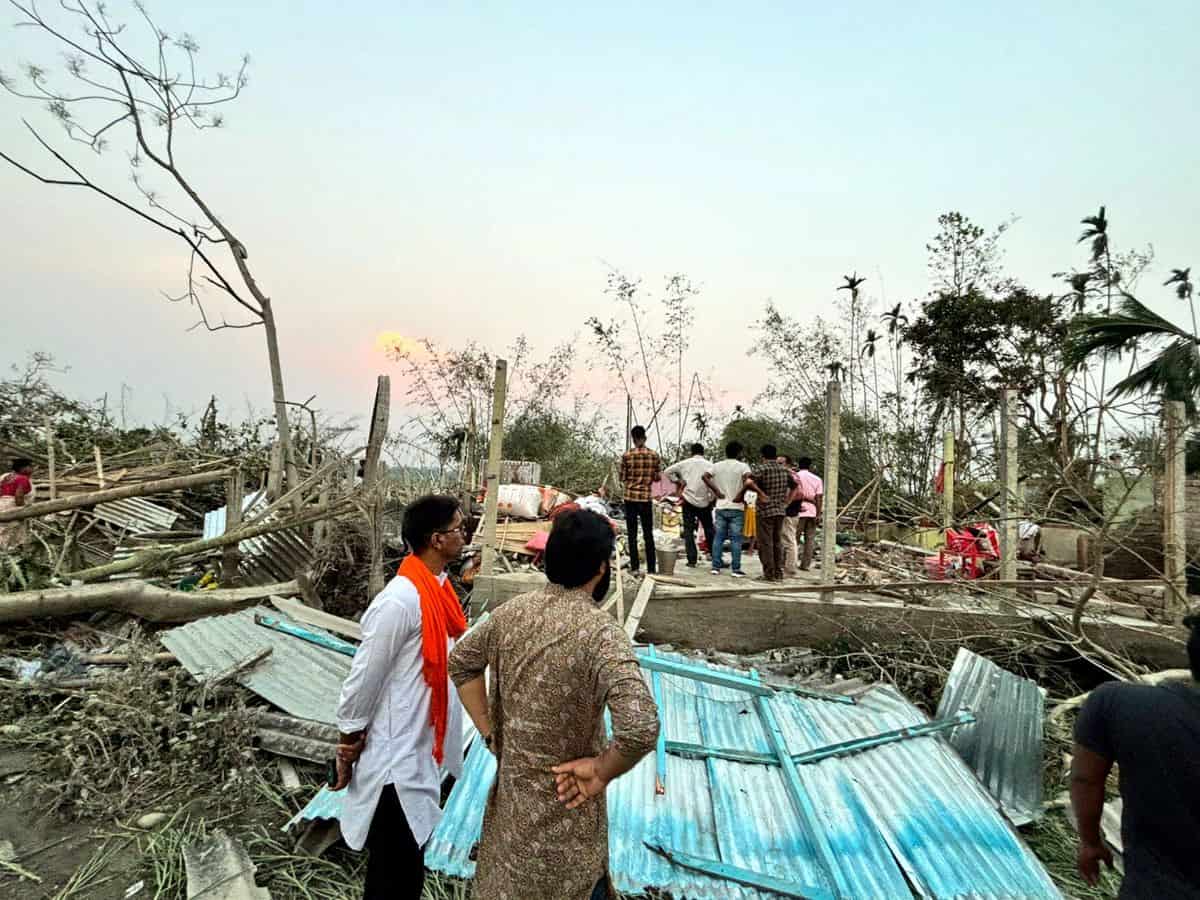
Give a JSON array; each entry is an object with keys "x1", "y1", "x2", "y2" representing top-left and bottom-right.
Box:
[{"x1": 449, "y1": 510, "x2": 660, "y2": 900}]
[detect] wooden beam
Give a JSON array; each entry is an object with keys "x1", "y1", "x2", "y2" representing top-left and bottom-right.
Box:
[
  {"x1": 999, "y1": 388, "x2": 1019, "y2": 584},
  {"x1": 93, "y1": 446, "x2": 105, "y2": 489},
  {"x1": 1164, "y1": 398, "x2": 1187, "y2": 619},
  {"x1": 478, "y1": 360, "x2": 509, "y2": 602},
  {"x1": 0, "y1": 468, "x2": 233, "y2": 523},
  {"x1": 821, "y1": 380, "x2": 841, "y2": 579},
  {"x1": 624, "y1": 576, "x2": 656, "y2": 639},
  {"x1": 269, "y1": 594, "x2": 362, "y2": 642}
]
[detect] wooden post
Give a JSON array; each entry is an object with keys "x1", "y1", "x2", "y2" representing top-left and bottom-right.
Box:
[
  {"x1": 478, "y1": 360, "x2": 509, "y2": 606},
  {"x1": 999, "y1": 389, "x2": 1019, "y2": 584},
  {"x1": 942, "y1": 431, "x2": 955, "y2": 529},
  {"x1": 1164, "y1": 399, "x2": 1187, "y2": 619},
  {"x1": 366, "y1": 376, "x2": 392, "y2": 599},
  {"x1": 93, "y1": 446, "x2": 105, "y2": 489},
  {"x1": 221, "y1": 469, "x2": 245, "y2": 587},
  {"x1": 44, "y1": 417, "x2": 56, "y2": 500},
  {"x1": 820, "y1": 380, "x2": 841, "y2": 578},
  {"x1": 364, "y1": 376, "x2": 391, "y2": 487},
  {"x1": 267, "y1": 441, "x2": 283, "y2": 500}
]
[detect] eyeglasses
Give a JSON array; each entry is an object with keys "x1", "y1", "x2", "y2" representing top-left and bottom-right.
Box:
[{"x1": 435, "y1": 524, "x2": 467, "y2": 537}]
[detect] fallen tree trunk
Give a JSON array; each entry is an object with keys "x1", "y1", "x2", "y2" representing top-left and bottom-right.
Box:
[
  {"x1": 0, "y1": 469, "x2": 233, "y2": 523},
  {"x1": 66, "y1": 500, "x2": 346, "y2": 583},
  {"x1": 0, "y1": 579, "x2": 298, "y2": 624}
]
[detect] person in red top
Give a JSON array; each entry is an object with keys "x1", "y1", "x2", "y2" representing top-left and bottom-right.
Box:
[{"x1": 0, "y1": 458, "x2": 34, "y2": 550}]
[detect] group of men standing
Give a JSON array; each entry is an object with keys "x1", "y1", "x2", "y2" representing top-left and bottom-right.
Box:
[{"x1": 619, "y1": 428, "x2": 824, "y2": 582}]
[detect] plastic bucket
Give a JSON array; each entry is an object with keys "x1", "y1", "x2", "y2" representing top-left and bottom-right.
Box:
[{"x1": 657, "y1": 547, "x2": 678, "y2": 576}]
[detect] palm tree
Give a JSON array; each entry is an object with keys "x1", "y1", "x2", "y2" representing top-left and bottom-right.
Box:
[
  {"x1": 826, "y1": 361, "x2": 844, "y2": 381},
  {"x1": 881, "y1": 303, "x2": 908, "y2": 427},
  {"x1": 1165, "y1": 268, "x2": 1198, "y2": 344},
  {"x1": 837, "y1": 273, "x2": 867, "y2": 412},
  {"x1": 861, "y1": 329, "x2": 882, "y2": 441},
  {"x1": 1065, "y1": 290, "x2": 1200, "y2": 413},
  {"x1": 1078, "y1": 207, "x2": 1109, "y2": 269}
]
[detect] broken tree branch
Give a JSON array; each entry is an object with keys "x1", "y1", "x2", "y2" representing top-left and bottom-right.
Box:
[{"x1": 0, "y1": 579, "x2": 297, "y2": 624}]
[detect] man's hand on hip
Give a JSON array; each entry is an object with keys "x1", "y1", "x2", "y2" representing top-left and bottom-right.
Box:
[{"x1": 551, "y1": 757, "x2": 608, "y2": 810}]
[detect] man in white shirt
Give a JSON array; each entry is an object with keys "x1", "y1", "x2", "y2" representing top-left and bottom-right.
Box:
[
  {"x1": 333, "y1": 494, "x2": 468, "y2": 899},
  {"x1": 664, "y1": 442, "x2": 716, "y2": 568},
  {"x1": 704, "y1": 441, "x2": 752, "y2": 578}
]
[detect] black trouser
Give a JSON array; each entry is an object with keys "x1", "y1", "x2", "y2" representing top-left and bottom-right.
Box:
[
  {"x1": 364, "y1": 785, "x2": 424, "y2": 900},
  {"x1": 624, "y1": 500, "x2": 656, "y2": 573},
  {"x1": 757, "y1": 514, "x2": 785, "y2": 581},
  {"x1": 681, "y1": 501, "x2": 715, "y2": 566}
]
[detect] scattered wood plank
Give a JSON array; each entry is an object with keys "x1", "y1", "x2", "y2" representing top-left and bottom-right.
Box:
[
  {"x1": 269, "y1": 595, "x2": 362, "y2": 642},
  {"x1": 83, "y1": 651, "x2": 177, "y2": 666},
  {"x1": 277, "y1": 759, "x2": 301, "y2": 792},
  {"x1": 624, "y1": 577, "x2": 656, "y2": 640}
]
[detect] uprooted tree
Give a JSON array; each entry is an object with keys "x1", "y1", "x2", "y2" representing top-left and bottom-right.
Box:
[{"x1": 0, "y1": 0, "x2": 299, "y2": 491}]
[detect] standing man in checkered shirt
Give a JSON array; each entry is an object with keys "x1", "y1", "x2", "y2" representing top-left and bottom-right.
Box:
[
  {"x1": 741, "y1": 444, "x2": 792, "y2": 582},
  {"x1": 619, "y1": 425, "x2": 661, "y2": 575}
]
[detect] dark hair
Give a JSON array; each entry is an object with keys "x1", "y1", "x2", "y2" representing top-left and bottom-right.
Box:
[
  {"x1": 761, "y1": 444, "x2": 777, "y2": 460},
  {"x1": 1186, "y1": 614, "x2": 1200, "y2": 681},
  {"x1": 779, "y1": 454, "x2": 793, "y2": 465},
  {"x1": 545, "y1": 509, "x2": 614, "y2": 589},
  {"x1": 690, "y1": 443, "x2": 705, "y2": 456},
  {"x1": 725, "y1": 441, "x2": 743, "y2": 459},
  {"x1": 401, "y1": 494, "x2": 461, "y2": 552},
  {"x1": 631, "y1": 426, "x2": 646, "y2": 441},
  {"x1": 11, "y1": 458, "x2": 31, "y2": 472},
  {"x1": 797, "y1": 456, "x2": 813, "y2": 470}
]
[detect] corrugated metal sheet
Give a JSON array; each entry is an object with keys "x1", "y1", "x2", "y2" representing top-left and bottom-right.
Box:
[
  {"x1": 160, "y1": 606, "x2": 350, "y2": 724},
  {"x1": 936, "y1": 647, "x2": 1045, "y2": 826},
  {"x1": 291, "y1": 651, "x2": 1059, "y2": 899},
  {"x1": 92, "y1": 497, "x2": 180, "y2": 534},
  {"x1": 204, "y1": 495, "x2": 313, "y2": 585}
]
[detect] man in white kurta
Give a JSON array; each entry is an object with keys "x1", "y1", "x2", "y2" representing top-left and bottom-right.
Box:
[{"x1": 334, "y1": 495, "x2": 467, "y2": 899}]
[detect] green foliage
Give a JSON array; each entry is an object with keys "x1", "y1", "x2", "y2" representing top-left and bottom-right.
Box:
[
  {"x1": 503, "y1": 404, "x2": 618, "y2": 493},
  {"x1": 717, "y1": 405, "x2": 877, "y2": 503},
  {"x1": 1065, "y1": 292, "x2": 1200, "y2": 411}
]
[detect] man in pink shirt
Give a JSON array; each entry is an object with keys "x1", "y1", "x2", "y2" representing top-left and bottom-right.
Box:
[{"x1": 794, "y1": 457, "x2": 824, "y2": 571}]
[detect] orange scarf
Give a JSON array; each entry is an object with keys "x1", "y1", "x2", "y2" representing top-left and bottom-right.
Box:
[{"x1": 397, "y1": 554, "x2": 468, "y2": 764}]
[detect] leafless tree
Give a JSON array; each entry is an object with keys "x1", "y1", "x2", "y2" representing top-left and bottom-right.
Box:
[{"x1": 0, "y1": 0, "x2": 299, "y2": 490}]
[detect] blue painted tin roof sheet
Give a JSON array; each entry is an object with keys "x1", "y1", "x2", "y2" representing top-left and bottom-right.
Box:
[
  {"x1": 936, "y1": 647, "x2": 1045, "y2": 826},
  {"x1": 291, "y1": 651, "x2": 1060, "y2": 899}
]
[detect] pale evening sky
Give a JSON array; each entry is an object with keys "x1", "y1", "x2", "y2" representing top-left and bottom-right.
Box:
[{"x1": 1, "y1": 1, "x2": 1197, "y2": 435}]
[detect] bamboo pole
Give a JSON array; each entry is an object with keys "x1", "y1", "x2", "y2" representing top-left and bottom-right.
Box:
[
  {"x1": 93, "y1": 446, "x2": 105, "y2": 489},
  {"x1": 478, "y1": 361, "x2": 509, "y2": 606},
  {"x1": 942, "y1": 431, "x2": 955, "y2": 529},
  {"x1": 999, "y1": 389, "x2": 1019, "y2": 585},
  {"x1": 1164, "y1": 399, "x2": 1187, "y2": 619},
  {"x1": 44, "y1": 417, "x2": 56, "y2": 500},
  {"x1": 820, "y1": 380, "x2": 841, "y2": 579},
  {"x1": 0, "y1": 469, "x2": 234, "y2": 523}
]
